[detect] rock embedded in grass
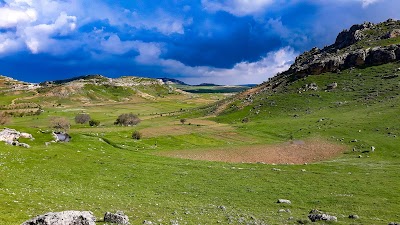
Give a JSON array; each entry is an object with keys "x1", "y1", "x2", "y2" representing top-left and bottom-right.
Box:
[
  {"x1": 21, "y1": 210, "x2": 96, "y2": 225},
  {"x1": 104, "y1": 211, "x2": 130, "y2": 225},
  {"x1": 277, "y1": 199, "x2": 291, "y2": 204},
  {"x1": 308, "y1": 209, "x2": 337, "y2": 222},
  {"x1": 349, "y1": 214, "x2": 359, "y2": 219}
]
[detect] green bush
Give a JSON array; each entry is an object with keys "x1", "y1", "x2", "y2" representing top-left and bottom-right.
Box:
[
  {"x1": 75, "y1": 113, "x2": 91, "y2": 124},
  {"x1": 115, "y1": 113, "x2": 140, "y2": 126},
  {"x1": 89, "y1": 119, "x2": 100, "y2": 127},
  {"x1": 132, "y1": 130, "x2": 141, "y2": 140}
]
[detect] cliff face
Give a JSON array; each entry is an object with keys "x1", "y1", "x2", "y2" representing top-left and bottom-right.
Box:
[{"x1": 284, "y1": 19, "x2": 400, "y2": 78}]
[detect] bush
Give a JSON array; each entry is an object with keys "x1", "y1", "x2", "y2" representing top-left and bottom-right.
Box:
[
  {"x1": 0, "y1": 112, "x2": 10, "y2": 125},
  {"x1": 89, "y1": 119, "x2": 100, "y2": 127},
  {"x1": 180, "y1": 118, "x2": 186, "y2": 125},
  {"x1": 75, "y1": 113, "x2": 91, "y2": 124},
  {"x1": 115, "y1": 113, "x2": 140, "y2": 126},
  {"x1": 50, "y1": 117, "x2": 70, "y2": 131},
  {"x1": 132, "y1": 130, "x2": 141, "y2": 140}
]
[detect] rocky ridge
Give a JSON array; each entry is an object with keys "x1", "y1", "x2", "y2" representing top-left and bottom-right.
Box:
[{"x1": 284, "y1": 19, "x2": 400, "y2": 78}]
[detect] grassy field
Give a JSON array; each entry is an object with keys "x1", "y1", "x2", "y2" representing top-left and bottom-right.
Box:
[{"x1": 1, "y1": 64, "x2": 400, "y2": 224}]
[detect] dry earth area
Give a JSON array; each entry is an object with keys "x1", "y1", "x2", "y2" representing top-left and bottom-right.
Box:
[{"x1": 159, "y1": 139, "x2": 347, "y2": 164}]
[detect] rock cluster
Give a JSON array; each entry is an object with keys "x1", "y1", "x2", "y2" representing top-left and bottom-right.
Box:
[
  {"x1": 21, "y1": 211, "x2": 96, "y2": 225},
  {"x1": 308, "y1": 209, "x2": 337, "y2": 222},
  {"x1": 0, "y1": 128, "x2": 33, "y2": 148}
]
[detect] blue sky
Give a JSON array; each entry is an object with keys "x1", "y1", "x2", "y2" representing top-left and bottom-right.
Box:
[{"x1": 0, "y1": 0, "x2": 399, "y2": 85}]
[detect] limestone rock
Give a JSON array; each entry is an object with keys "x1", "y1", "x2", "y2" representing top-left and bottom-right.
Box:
[
  {"x1": 308, "y1": 209, "x2": 337, "y2": 222},
  {"x1": 53, "y1": 132, "x2": 71, "y2": 142},
  {"x1": 0, "y1": 128, "x2": 33, "y2": 148},
  {"x1": 277, "y1": 199, "x2": 291, "y2": 204},
  {"x1": 104, "y1": 211, "x2": 130, "y2": 225},
  {"x1": 21, "y1": 210, "x2": 96, "y2": 225}
]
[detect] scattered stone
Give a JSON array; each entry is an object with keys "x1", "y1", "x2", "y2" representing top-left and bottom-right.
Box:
[
  {"x1": 218, "y1": 205, "x2": 227, "y2": 211},
  {"x1": 170, "y1": 219, "x2": 179, "y2": 225},
  {"x1": 272, "y1": 168, "x2": 281, "y2": 171},
  {"x1": 21, "y1": 211, "x2": 96, "y2": 225},
  {"x1": 371, "y1": 146, "x2": 376, "y2": 152},
  {"x1": 308, "y1": 209, "x2": 337, "y2": 222},
  {"x1": 301, "y1": 169, "x2": 306, "y2": 172},
  {"x1": 327, "y1": 82, "x2": 338, "y2": 90},
  {"x1": 104, "y1": 211, "x2": 130, "y2": 225},
  {"x1": 349, "y1": 214, "x2": 359, "y2": 219},
  {"x1": 278, "y1": 209, "x2": 291, "y2": 213},
  {"x1": 277, "y1": 199, "x2": 291, "y2": 204},
  {"x1": 388, "y1": 222, "x2": 399, "y2": 225},
  {"x1": 143, "y1": 220, "x2": 153, "y2": 224}
]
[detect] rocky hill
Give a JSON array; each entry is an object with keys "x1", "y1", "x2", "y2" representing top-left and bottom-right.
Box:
[
  {"x1": 284, "y1": 19, "x2": 400, "y2": 79},
  {"x1": 209, "y1": 19, "x2": 400, "y2": 115}
]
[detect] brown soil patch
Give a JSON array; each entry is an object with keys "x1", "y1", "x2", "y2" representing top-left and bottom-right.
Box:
[{"x1": 159, "y1": 139, "x2": 346, "y2": 164}]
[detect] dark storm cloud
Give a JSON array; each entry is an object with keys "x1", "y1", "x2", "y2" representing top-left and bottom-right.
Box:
[{"x1": 0, "y1": 0, "x2": 398, "y2": 84}]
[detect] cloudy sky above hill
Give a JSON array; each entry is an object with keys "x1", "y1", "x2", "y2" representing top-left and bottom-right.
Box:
[{"x1": 0, "y1": 0, "x2": 399, "y2": 84}]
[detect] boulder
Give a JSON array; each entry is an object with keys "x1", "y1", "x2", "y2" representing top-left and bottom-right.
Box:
[
  {"x1": 345, "y1": 50, "x2": 367, "y2": 67},
  {"x1": 21, "y1": 211, "x2": 96, "y2": 225},
  {"x1": 53, "y1": 132, "x2": 71, "y2": 142},
  {"x1": 365, "y1": 47, "x2": 396, "y2": 65},
  {"x1": 104, "y1": 211, "x2": 130, "y2": 225}
]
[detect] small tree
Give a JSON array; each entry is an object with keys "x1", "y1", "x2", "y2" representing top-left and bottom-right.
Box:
[
  {"x1": 0, "y1": 112, "x2": 10, "y2": 125},
  {"x1": 180, "y1": 118, "x2": 186, "y2": 125},
  {"x1": 89, "y1": 119, "x2": 100, "y2": 127},
  {"x1": 115, "y1": 113, "x2": 140, "y2": 126},
  {"x1": 132, "y1": 130, "x2": 141, "y2": 140},
  {"x1": 50, "y1": 117, "x2": 70, "y2": 131},
  {"x1": 75, "y1": 113, "x2": 91, "y2": 124}
]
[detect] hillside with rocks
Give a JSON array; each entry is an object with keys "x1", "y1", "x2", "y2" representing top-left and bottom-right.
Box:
[{"x1": 209, "y1": 19, "x2": 400, "y2": 115}]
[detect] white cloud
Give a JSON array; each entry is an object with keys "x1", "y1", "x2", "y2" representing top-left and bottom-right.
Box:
[
  {"x1": 0, "y1": 7, "x2": 37, "y2": 28},
  {"x1": 202, "y1": 0, "x2": 274, "y2": 16},
  {"x1": 360, "y1": 0, "x2": 381, "y2": 7},
  {"x1": 133, "y1": 45, "x2": 297, "y2": 85},
  {"x1": 23, "y1": 12, "x2": 77, "y2": 54}
]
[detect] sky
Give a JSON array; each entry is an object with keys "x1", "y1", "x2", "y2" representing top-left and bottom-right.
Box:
[{"x1": 0, "y1": 0, "x2": 399, "y2": 85}]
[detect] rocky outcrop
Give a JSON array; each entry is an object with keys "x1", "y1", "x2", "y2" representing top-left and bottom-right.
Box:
[
  {"x1": 333, "y1": 22, "x2": 374, "y2": 49},
  {"x1": 287, "y1": 44, "x2": 400, "y2": 76},
  {"x1": 0, "y1": 128, "x2": 33, "y2": 148},
  {"x1": 21, "y1": 211, "x2": 96, "y2": 225},
  {"x1": 284, "y1": 20, "x2": 400, "y2": 78}
]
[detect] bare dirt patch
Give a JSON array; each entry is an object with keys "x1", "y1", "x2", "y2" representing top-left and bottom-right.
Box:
[{"x1": 159, "y1": 139, "x2": 346, "y2": 164}]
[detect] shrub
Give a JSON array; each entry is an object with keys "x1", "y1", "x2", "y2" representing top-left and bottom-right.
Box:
[
  {"x1": 132, "y1": 130, "x2": 141, "y2": 140},
  {"x1": 180, "y1": 118, "x2": 186, "y2": 125},
  {"x1": 49, "y1": 117, "x2": 70, "y2": 131},
  {"x1": 0, "y1": 112, "x2": 10, "y2": 125},
  {"x1": 75, "y1": 113, "x2": 91, "y2": 124},
  {"x1": 89, "y1": 119, "x2": 100, "y2": 127},
  {"x1": 115, "y1": 113, "x2": 140, "y2": 126}
]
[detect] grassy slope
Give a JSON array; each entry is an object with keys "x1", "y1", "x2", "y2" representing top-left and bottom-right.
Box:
[{"x1": 0, "y1": 64, "x2": 399, "y2": 224}]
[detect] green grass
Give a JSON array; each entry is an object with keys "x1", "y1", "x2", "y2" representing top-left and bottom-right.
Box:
[{"x1": 1, "y1": 63, "x2": 400, "y2": 224}]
